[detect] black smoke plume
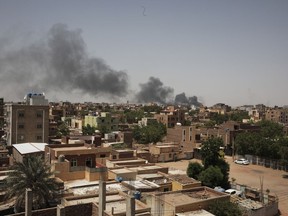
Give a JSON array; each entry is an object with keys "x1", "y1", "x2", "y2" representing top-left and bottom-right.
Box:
[
  {"x1": 174, "y1": 92, "x2": 202, "y2": 107},
  {"x1": 135, "y1": 77, "x2": 174, "y2": 104},
  {"x1": 0, "y1": 23, "x2": 128, "y2": 100}
]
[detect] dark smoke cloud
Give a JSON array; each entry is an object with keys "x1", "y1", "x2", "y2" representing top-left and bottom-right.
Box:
[
  {"x1": 135, "y1": 77, "x2": 174, "y2": 104},
  {"x1": 175, "y1": 92, "x2": 202, "y2": 107},
  {"x1": 0, "y1": 23, "x2": 128, "y2": 101}
]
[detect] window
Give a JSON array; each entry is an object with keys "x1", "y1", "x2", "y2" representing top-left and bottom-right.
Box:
[
  {"x1": 71, "y1": 159, "x2": 77, "y2": 167},
  {"x1": 36, "y1": 111, "x2": 43, "y2": 118},
  {"x1": 18, "y1": 112, "x2": 25, "y2": 118},
  {"x1": 36, "y1": 124, "x2": 42, "y2": 129},
  {"x1": 169, "y1": 153, "x2": 172, "y2": 158},
  {"x1": 18, "y1": 124, "x2": 24, "y2": 129},
  {"x1": 86, "y1": 157, "x2": 92, "y2": 167},
  {"x1": 17, "y1": 134, "x2": 25, "y2": 142},
  {"x1": 100, "y1": 154, "x2": 106, "y2": 158},
  {"x1": 36, "y1": 135, "x2": 42, "y2": 141}
]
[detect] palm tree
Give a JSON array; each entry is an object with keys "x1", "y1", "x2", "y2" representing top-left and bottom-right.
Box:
[{"x1": 5, "y1": 155, "x2": 59, "y2": 212}]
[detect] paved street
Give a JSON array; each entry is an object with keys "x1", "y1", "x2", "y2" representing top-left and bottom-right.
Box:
[{"x1": 157, "y1": 156, "x2": 288, "y2": 216}]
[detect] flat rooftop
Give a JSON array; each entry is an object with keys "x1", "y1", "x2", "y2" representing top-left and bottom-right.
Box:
[
  {"x1": 70, "y1": 183, "x2": 128, "y2": 196},
  {"x1": 168, "y1": 174, "x2": 200, "y2": 185},
  {"x1": 112, "y1": 168, "x2": 136, "y2": 174},
  {"x1": 155, "y1": 187, "x2": 228, "y2": 206},
  {"x1": 122, "y1": 180, "x2": 160, "y2": 190},
  {"x1": 176, "y1": 209, "x2": 215, "y2": 216},
  {"x1": 13, "y1": 142, "x2": 47, "y2": 154}
]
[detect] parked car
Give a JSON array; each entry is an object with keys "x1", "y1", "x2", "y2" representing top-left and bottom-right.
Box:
[
  {"x1": 225, "y1": 189, "x2": 243, "y2": 196},
  {"x1": 234, "y1": 158, "x2": 249, "y2": 165}
]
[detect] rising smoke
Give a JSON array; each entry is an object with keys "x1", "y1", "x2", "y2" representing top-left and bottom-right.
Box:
[
  {"x1": 135, "y1": 77, "x2": 174, "y2": 104},
  {"x1": 0, "y1": 23, "x2": 128, "y2": 100},
  {"x1": 0, "y1": 24, "x2": 203, "y2": 105},
  {"x1": 174, "y1": 92, "x2": 202, "y2": 107}
]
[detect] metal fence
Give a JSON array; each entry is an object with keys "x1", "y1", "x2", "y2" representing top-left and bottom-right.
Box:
[{"x1": 242, "y1": 154, "x2": 288, "y2": 172}]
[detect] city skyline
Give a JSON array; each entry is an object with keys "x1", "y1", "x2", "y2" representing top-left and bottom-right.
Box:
[{"x1": 0, "y1": 0, "x2": 288, "y2": 107}]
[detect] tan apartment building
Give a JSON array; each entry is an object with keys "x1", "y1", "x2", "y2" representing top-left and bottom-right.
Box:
[
  {"x1": 265, "y1": 108, "x2": 288, "y2": 124},
  {"x1": 5, "y1": 103, "x2": 49, "y2": 146},
  {"x1": 154, "y1": 106, "x2": 185, "y2": 128},
  {"x1": 45, "y1": 144, "x2": 111, "y2": 181},
  {"x1": 166, "y1": 125, "x2": 198, "y2": 159},
  {"x1": 149, "y1": 143, "x2": 182, "y2": 162}
]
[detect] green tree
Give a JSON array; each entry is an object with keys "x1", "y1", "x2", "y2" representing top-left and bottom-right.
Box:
[
  {"x1": 5, "y1": 156, "x2": 59, "y2": 212},
  {"x1": 208, "y1": 200, "x2": 242, "y2": 216},
  {"x1": 198, "y1": 166, "x2": 223, "y2": 188},
  {"x1": 186, "y1": 162, "x2": 203, "y2": 180},
  {"x1": 200, "y1": 137, "x2": 230, "y2": 188},
  {"x1": 209, "y1": 113, "x2": 229, "y2": 125},
  {"x1": 235, "y1": 132, "x2": 257, "y2": 156},
  {"x1": 82, "y1": 124, "x2": 96, "y2": 135},
  {"x1": 257, "y1": 120, "x2": 284, "y2": 139},
  {"x1": 235, "y1": 120, "x2": 284, "y2": 159},
  {"x1": 132, "y1": 121, "x2": 166, "y2": 144},
  {"x1": 124, "y1": 110, "x2": 145, "y2": 124},
  {"x1": 217, "y1": 159, "x2": 230, "y2": 189},
  {"x1": 229, "y1": 110, "x2": 249, "y2": 122},
  {"x1": 141, "y1": 105, "x2": 162, "y2": 114},
  {"x1": 200, "y1": 137, "x2": 223, "y2": 169},
  {"x1": 56, "y1": 120, "x2": 70, "y2": 137}
]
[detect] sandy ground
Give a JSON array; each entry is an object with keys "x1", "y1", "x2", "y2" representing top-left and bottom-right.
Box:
[{"x1": 157, "y1": 156, "x2": 288, "y2": 216}]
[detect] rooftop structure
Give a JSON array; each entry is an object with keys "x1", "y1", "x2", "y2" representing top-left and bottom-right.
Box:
[{"x1": 147, "y1": 187, "x2": 229, "y2": 216}]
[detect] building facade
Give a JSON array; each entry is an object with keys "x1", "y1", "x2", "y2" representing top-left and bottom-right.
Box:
[
  {"x1": 85, "y1": 112, "x2": 119, "y2": 132},
  {"x1": 154, "y1": 106, "x2": 185, "y2": 128},
  {"x1": 5, "y1": 94, "x2": 49, "y2": 145}
]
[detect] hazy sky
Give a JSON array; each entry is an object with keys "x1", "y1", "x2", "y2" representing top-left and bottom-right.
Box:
[{"x1": 0, "y1": 0, "x2": 287, "y2": 107}]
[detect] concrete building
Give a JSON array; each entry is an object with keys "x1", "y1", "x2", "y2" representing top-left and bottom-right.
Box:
[
  {"x1": 149, "y1": 143, "x2": 182, "y2": 162},
  {"x1": 12, "y1": 142, "x2": 47, "y2": 163},
  {"x1": 0, "y1": 98, "x2": 4, "y2": 130},
  {"x1": 138, "y1": 117, "x2": 157, "y2": 127},
  {"x1": 265, "y1": 108, "x2": 288, "y2": 124},
  {"x1": 45, "y1": 144, "x2": 111, "y2": 181},
  {"x1": 85, "y1": 112, "x2": 119, "y2": 132},
  {"x1": 166, "y1": 125, "x2": 198, "y2": 159},
  {"x1": 154, "y1": 106, "x2": 185, "y2": 128},
  {"x1": 5, "y1": 95, "x2": 49, "y2": 146},
  {"x1": 146, "y1": 187, "x2": 230, "y2": 216}
]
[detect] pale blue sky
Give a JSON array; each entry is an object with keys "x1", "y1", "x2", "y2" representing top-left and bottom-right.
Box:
[{"x1": 0, "y1": 0, "x2": 287, "y2": 107}]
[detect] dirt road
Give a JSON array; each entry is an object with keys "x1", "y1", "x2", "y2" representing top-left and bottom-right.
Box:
[{"x1": 157, "y1": 156, "x2": 288, "y2": 216}]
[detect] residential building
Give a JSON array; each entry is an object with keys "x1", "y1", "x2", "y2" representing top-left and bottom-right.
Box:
[
  {"x1": 265, "y1": 108, "x2": 288, "y2": 124},
  {"x1": 208, "y1": 103, "x2": 231, "y2": 114},
  {"x1": 166, "y1": 125, "x2": 198, "y2": 159},
  {"x1": 0, "y1": 98, "x2": 4, "y2": 129},
  {"x1": 146, "y1": 187, "x2": 229, "y2": 216},
  {"x1": 149, "y1": 143, "x2": 182, "y2": 162},
  {"x1": 45, "y1": 143, "x2": 111, "y2": 181},
  {"x1": 12, "y1": 142, "x2": 47, "y2": 163},
  {"x1": 138, "y1": 117, "x2": 157, "y2": 127},
  {"x1": 154, "y1": 106, "x2": 185, "y2": 128},
  {"x1": 5, "y1": 94, "x2": 49, "y2": 146},
  {"x1": 85, "y1": 112, "x2": 119, "y2": 132}
]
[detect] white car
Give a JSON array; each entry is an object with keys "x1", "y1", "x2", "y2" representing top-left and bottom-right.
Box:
[
  {"x1": 225, "y1": 189, "x2": 243, "y2": 196},
  {"x1": 234, "y1": 158, "x2": 249, "y2": 165}
]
